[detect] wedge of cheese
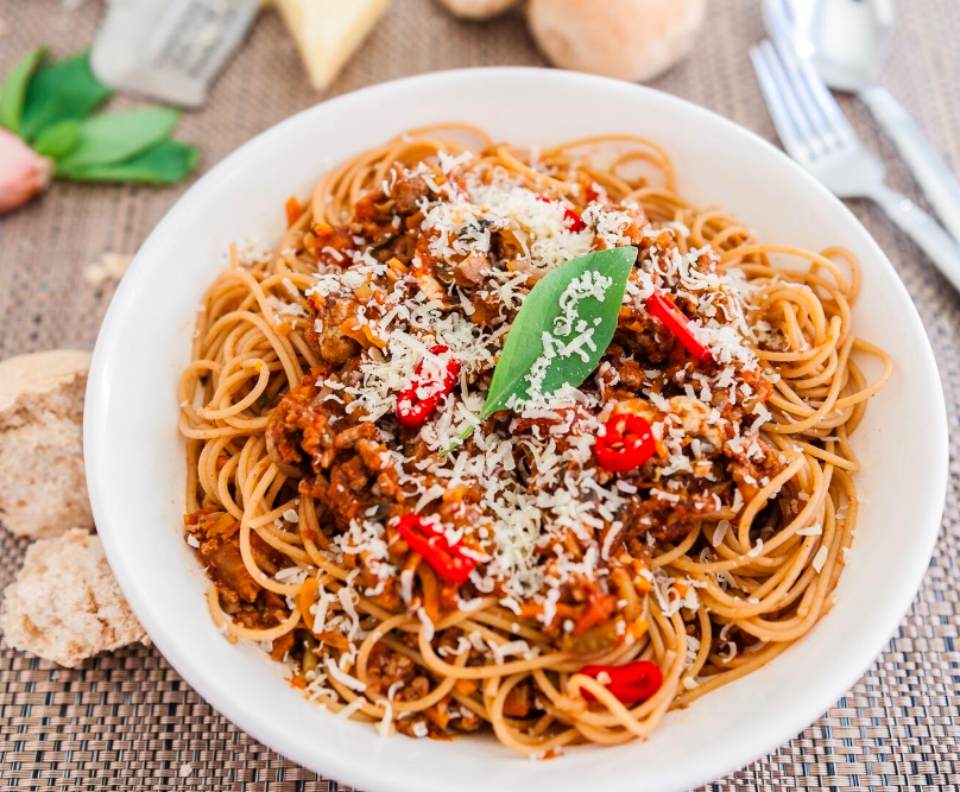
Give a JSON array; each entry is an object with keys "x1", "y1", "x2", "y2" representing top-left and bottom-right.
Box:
[{"x1": 275, "y1": 0, "x2": 392, "y2": 90}]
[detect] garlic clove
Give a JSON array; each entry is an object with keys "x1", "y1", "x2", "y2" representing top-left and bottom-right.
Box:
[{"x1": 0, "y1": 128, "x2": 53, "y2": 215}]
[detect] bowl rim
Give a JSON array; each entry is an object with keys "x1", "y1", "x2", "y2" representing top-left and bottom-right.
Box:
[{"x1": 84, "y1": 66, "x2": 948, "y2": 792}]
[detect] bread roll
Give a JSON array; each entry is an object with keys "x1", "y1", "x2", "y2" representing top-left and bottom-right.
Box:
[
  {"x1": 437, "y1": 0, "x2": 520, "y2": 19},
  {"x1": 0, "y1": 529, "x2": 145, "y2": 667},
  {"x1": 0, "y1": 350, "x2": 93, "y2": 538},
  {"x1": 527, "y1": 0, "x2": 707, "y2": 83}
]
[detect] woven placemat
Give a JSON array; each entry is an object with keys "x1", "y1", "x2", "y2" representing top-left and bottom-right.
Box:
[{"x1": 1, "y1": 0, "x2": 959, "y2": 789}]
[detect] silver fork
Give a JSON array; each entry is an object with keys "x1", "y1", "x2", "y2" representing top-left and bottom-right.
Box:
[{"x1": 750, "y1": 35, "x2": 960, "y2": 293}]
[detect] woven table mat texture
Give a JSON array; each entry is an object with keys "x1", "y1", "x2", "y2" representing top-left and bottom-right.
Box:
[{"x1": 1, "y1": 0, "x2": 959, "y2": 789}]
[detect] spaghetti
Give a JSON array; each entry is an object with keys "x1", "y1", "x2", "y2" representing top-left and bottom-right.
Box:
[{"x1": 179, "y1": 125, "x2": 891, "y2": 756}]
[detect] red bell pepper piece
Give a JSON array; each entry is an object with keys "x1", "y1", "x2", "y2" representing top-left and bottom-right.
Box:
[
  {"x1": 646, "y1": 290, "x2": 712, "y2": 362},
  {"x1": 595, "y1": 413, "x2": 655, "y2": 473},
  {"x1": 396, "y1": 345, "x2": 460, "y2": 427},
  {"x1": 396, "y1": 514, "x2": 476, "y2": 585},
  {"x1": 536, "y1": 195, "x2": 586, "y2": 233},
  {"x1": 579, "y1": 660, "x2": 663, "y2": 705}
]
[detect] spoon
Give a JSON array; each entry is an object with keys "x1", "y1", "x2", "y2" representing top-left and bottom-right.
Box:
[{"x1": 767, "y1": 0, "x2": 960, "y2": 245}]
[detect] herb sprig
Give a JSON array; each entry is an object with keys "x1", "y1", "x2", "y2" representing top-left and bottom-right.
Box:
[
  {"x1": 455, "y1": 246, "x2": 637, "y2": 446},
  {"x1": 1, "y1": 48, "x2": 198, "y2": 187}
]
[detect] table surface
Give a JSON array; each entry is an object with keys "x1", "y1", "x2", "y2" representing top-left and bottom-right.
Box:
[{"x1": 1, "y1": 0, "x2": 959, "y2": 789}]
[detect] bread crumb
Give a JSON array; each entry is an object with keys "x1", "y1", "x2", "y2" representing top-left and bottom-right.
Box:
[
  {"x1": 83, "y1": 252, "x2": 134, "y2": 287},
  {"x1": 0, "y1": 529, "x2": 145, "y2": 667},
  {"x1": 179, "y1": 762, "x2": 193, "y2": 778},
  {"x1": 0, "y1": 350, "x2": 93, "y2": 538}
]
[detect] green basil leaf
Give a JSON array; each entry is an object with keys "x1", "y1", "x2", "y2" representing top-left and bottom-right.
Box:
[
  {"x1": 0, "y1": 46, "x2": 47, "y2": 134},
  {"x1": 59, "y1": 107, "x2": 181, "y2": 168},
  {"x1": 19, "y1": 51, "x2": 112, "y2": 141},
  {"x1": 56, "y1": 139, "x2": 199, "y2": 184},
  {"x1": 456, "y1": 246, "x2": 637, "y2": 445},
  {"x1": 32, "y1": 119, "x2": 81, "y2": 159}
]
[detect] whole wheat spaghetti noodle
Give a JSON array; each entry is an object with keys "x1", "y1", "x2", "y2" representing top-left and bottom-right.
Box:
[{"x1": 179, "y1": 125, "x2": 890, "y2": 756}]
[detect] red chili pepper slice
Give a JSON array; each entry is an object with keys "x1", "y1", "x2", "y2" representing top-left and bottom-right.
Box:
[
  {"x1": 536, "y1": 195, "x2": 586, "y2": 233},
  {"x1": 579, "y1": 660, "x2": 663, "y2": 705},
  {"x1": 646, "y1": 289, "x2": 712, "y2": 362},
  {"x1": 396, "y1": 345, "x2": 461, "y2": 428},
  {"x1": 594, "y1": 413, "x2": 655, "y2": 473},
  {"x1": 396, "y1": 514, "x2": 476, "y2": 585},
  {"x1": 562, "y1": 207, "x2": 586, "y2": 233}
]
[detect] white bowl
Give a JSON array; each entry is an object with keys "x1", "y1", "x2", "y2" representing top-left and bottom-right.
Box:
[{"x1": 85, "y1": 68, "x2": 947, "y2": 792}]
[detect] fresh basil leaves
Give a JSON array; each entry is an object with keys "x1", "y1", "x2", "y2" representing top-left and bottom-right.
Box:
[
  {"x1": 31, "y1": 119, "x2": 81, "y2": 159},
  {"x1": 457, "y1": 246, "x2": 637, "y2": 444},
  {"x1": 0, "y1": 47, "x2": 46, "y2": 134},
  {"x1": 19, "y1": 51, "x2": 112, "y2": 142},
  {"x1": 58, "y1": 107, "x2": 181, "y2": 169},
  {"x1": 0, "y1": 48, "x2": 198, "y2": 196},
  {"x1": 58, "y1": 140, "x2": 199, "y2": 184}
]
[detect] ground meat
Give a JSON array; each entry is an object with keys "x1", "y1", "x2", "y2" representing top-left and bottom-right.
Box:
[
  {"x1": 305, "y1": 293, "x2": 361, "y2": 366},
  {"x1": 332, "y1": 422, "x2": 378, "y2": 449},
  {"x1": 365, "y1": 641, "x2": 482, "y2": 737},
  {"x1": 345, "y1": 173, "x2": 433, "y2": 265},
  {"x1": 251, "y1": 534, "x2": 284, "y2": 577},
  {"x1": 196, "y1": 530, "x2": 284, "y2": 605},
  {"x1": 617, "y1": 358, "x2": 646, "y2": 392},
  {"x1": 364, "y1": 642, "x2": 417, "y2": 698},
  {"x1": 184, "y1": 513, "x2": 293, "y2": 644},
  {"x1": 725, "y1": 436, "x2": 783, "y2": 505},
  {"x1": 266, "y1": 374, "x2": 338, "y2": 477},
  {"x1": 268, "y1": 377, "x2": 401, "y2": 531},
  {"x1": 511, "y1": 405, "x2": 596, "y2": 460},
  {"x1": 379, "y1": 233, "x2": 417, "y2": 265},
  {"x1": 466, "y1": 290, "x2": 504, "y2": 326},
  {"x1": 720, "y1": 365, "x2": 775, "y2": 424},
  {"x1": 324, "y1": 460, "x2": 372, "y2": 528},
  {"x1": 622, "y1": 489, "x2": 731, "y2": 545},
  {"x1": 457, "y1": 707, "x2": 483, "y2": 732},
  {"x1": 270, "y1": 629, "x2": 295, "y2": 661},
  {"x1": 395, "y1": 175, "x2": 430, "y2": 214},
  {"x1": 232, "y1": 589, "x2": 290, "y2": 631},
  {"x1": 615, "y1": 303, "x2": 678, "y2": 364},
  {"x1": 353, "y1": 173, "x2": 430, "y2": 222},
  {"x1": 199, "y1": 535, "x2": 259, "y2": 603}
]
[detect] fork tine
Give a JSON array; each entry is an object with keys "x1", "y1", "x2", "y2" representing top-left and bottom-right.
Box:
[
  {"x1": 757, "y1": 39, "x2": 826, "y2": 156},
  {"x1": 762, "y1": 0, "x2": 798, "y2": 47},
  {"x1": 763, "y1": 0, "x2": 857, "y2": 146},
  {"x1": 764, "y1": 41, "x2": 832, "y2": 150},
  {"x1": 765, "y1": 0, "x2": 820, "y2": 54},
  {"x1": 771, "y1": 35, "x2": 856, "y2": 147},
  {"x1": 750, "y1": 42, "x2": 809, "y2": 162}
]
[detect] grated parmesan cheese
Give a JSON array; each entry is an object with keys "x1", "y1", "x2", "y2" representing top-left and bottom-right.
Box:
[{"x1": 812, "y1": 546, "x2": 829, "y2": 574}]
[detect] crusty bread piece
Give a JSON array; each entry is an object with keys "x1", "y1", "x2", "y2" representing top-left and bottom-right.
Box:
[
  {"x1": 0, "y1": 349, "x2": 93, "y2": 538},
  {"x1": 0, "y1": 529, "x2": 145, "y2": 667},
  {"x1": 437, "y1": 0, "x2": 520, "y2": 19},
  {"x1": 527, "y1": 0, "x2": 706, "y2": 83}
]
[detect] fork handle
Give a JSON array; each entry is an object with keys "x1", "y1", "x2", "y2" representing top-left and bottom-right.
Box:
[
  {"x1": 870, "y1": 183, "x2": 960, "y2": 294},
  {"x1": 861, "y1": 85, "x2": 960, "y2": 245}
]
